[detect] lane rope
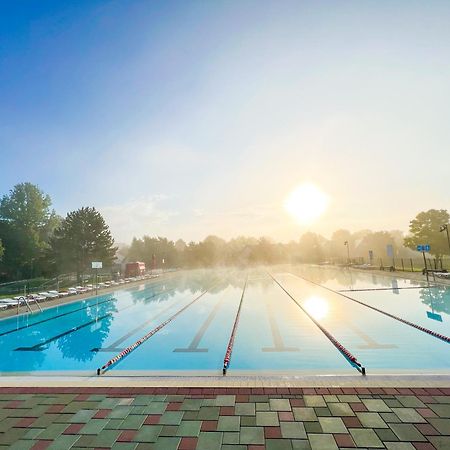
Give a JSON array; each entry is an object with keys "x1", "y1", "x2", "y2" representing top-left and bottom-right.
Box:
[
  {"x1": 293, "y1": 273, "x2": 450, "y2": 345},
  {"x1": 96, "y1": 288, "x2": 212, "y2": 375},
  {"x1": 270, "y1": 273, "x2": 366, "y2": 375},
  {"x1": 223, "y1": 277, "x2": 248, "y2": 375}
]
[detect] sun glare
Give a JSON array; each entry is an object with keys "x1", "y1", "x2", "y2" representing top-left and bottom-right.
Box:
[
  {"x1": 304, "y1": 296, "x2": 329, "y2": 320},
  {"x1": 284, "y1": 183, "x2": 329, "y2": 225}
]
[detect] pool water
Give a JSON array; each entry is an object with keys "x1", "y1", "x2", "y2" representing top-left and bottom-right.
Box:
[{"x1": 0, "y1": 266, "x2": 449, "y2": 375}]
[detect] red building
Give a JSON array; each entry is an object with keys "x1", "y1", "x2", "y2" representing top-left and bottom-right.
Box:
[{"x1": 125, "y1": 261, "x2": 146, "y2": 277}]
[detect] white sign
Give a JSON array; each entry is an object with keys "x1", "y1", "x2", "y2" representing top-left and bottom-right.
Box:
[{"x1": 91, "y1": 261, "x2": 102, "y2": 269}]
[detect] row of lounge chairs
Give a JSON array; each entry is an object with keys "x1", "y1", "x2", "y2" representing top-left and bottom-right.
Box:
[{"x1": 0, "y1": 274, "x2": 159, "y2": 311}]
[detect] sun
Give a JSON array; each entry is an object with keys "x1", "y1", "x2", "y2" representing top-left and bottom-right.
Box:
[
  {"x1": 304, "y1": 296, "x2": 329, "y2": 320},
  {"x1": 284, "y1": 183, "x2": 329, "y2": 225}
]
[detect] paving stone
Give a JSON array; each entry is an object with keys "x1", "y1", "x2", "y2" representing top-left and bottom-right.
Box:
[
  {"x1": 176, "y1": 420, "x2": 202, "y2": 436},
  {"x1": 337, "y1": 395, "x2": 360, "y2": 403},
  {"x1": 256, "y1": 411, "x2": 280, "y2": 426},
  {"x1": 391, "y1": 408, "x2": 427, "y2": 423},
  {"x1": 217, "y1": 416, "x2": 240, "y2": 432},
  {"x1": 304, "y1": 422, "x2": 322, "y2": 433},
  {"x1": 304, "y1": 396, "x2": 326, "y2": 407},
  {"x1": 180, "y1": 399, "x2": 203, "y2": 411},
  {"x1": 428, "y1": 417, "x2": 450, "y2": 435},
  {"x1": 214, "y1": 395, "x2": 235, "y2": 407},
  {"x1": 291, "y1": 439, "x2": 311, "y2": 450},
  {"x1": 196, "y1": 431, "x2": 223, "y2": 450},
  {"x1": 293, "y1": 408, "x2": 317, "y2": 421},
  {"x1": 222, "y1": 431, "x2": 240, "y2": 444},
  {"x1": 197, "y1": 406, "x2": 220, "y2": 420},
  {"x1": 361, "y1": 399, "x2": 391, "y2": 412},
  {"x1": 318, "y1": 417, "x2": 347, "y2": 433},
  {"x1": 280, "y1": 421, "x2": 306, "y2": 439},
  {"x1": 385, "y1": 443, "x2": 415, "y2": 449},
  {"x1": 428, "y1": 435, "x2": 450, "y2": 450},
  {"x1": 221, "y1": 446, "x2": 247, "y2": 450},
  {"x1": 256, "y1": 402, "x2": 270, "y2": 411},
  {"x1": 79, "y1": 418, "x2": 108, "y2": 434},
  {"x1": 374, "y1": 427, "x2": 399, "y2": 441},
  {"x1": 35, "y1": 423, "x2": 67, "y2": 439},
  {"x1": 120, "y1": 415, "x2": 146, "y2": 430},
  {"x1": 270, "y1": 399, "x2": 292, "y2": 411},
  {"x1": 239, "y1": 426, "x2": 265, "y2": 444},
  {"x1": 152, "y1": 436, "x2": 181, "y2": 450},
  {"x1": 349, "y1": 428, "x2": 384, "y2": 448},
  {"x1": 389, "y1": 423, "x2": 427, "y2": 441},
  {"x1": 160, "y1": 425, "x2": 178, "y2": 436},
  {"x1": 266, "y1": 438, "x2": 293, "y2": 449},
  {"x1": 240, "y1": 415, "x2": 256, "y2": 426},
  {"x1": 134, "y1": 425, "x2": 162, "y2": 442},
  {"x1": 308, "y1": 433, "x2": 338, "y2": 450},
  {"x1": 429, "y1": 404, "x2": 450, "y2": 418},
  {"x1": 159, "y1": 411, "x2": 184, "y2": 425},
  {"x1": 235, "y1": 403, "x2": 255, "y2": 416},
  {"x1": 90, "y1": 429, "x2": 121, "y2": 447},
  {"x1": 396, "y1": 396, "x2": 426, "y2": 408},
  {"x1": 356, "y1": 412, "x2": 388, "y2": 428},
  {"x1": 46, "y1": 434, "x2": 80, "y2": 449},
  {"x1": 328, "y1": 403, "x2": 355, "y2": 416}
]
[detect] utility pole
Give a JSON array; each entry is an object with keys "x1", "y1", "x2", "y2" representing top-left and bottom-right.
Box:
[
  {"x1": 440, "y1": 224, "x2": 450, "y2": 255},
  {"x1": 344, "y1": 241, "x2": 350, "y2": 265}
]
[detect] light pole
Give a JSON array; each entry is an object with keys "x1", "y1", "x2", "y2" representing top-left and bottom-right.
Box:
[
  {"x1": 344, "y1": 241, "x2": 350, "y2": 265},
  {"x1": 440, "y1": 224, "x2": 450, "y2": 255}
]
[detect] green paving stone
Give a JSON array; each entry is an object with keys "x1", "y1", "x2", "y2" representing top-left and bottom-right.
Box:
[
  {"x1": 47, "y1": 434, "x2": 80, "y2": 449},
  {"x1": 292, "y1": 440, "x2": 311, "y2": 450},
  {"x1": 176, "y1": 420, "x2": 202, "y2": 436},
  {"x1": 221, "y1": 446, "x2": 247, "y2": 450},
  {"x1": 270, "y1": 399, "x2": 292, "y2": 411},
  {"x1": 318, "y1": 417, "x2": 347, "y2": 433},
  {"x1": 223, "y1": 431, "x2": 240, "y2": 444},
  {"x1": 385, "y1": 443, "x2": 415, "y2": 450},
  {"x1": 324, "y1": 395, "x2": 339, "y2": 403},
  {"x1": 239, "y1": 426, "x2": 264, "y2": 444},
  {"x1": 90, "y1": 429, "x2": 121, "y2": 447},
  {"x1": 304, "y1": 422, "x2": 322, "y2": 433},
  {"x1": 385, "y1": 399, "x2": 404, "y2": 408},
  {"x1": 266, "y1": 438, "x2": 293, "y2": 449},
  {"x1": 391, "y1": 408, "x2": 426, "y2": 423},
  {"x1": 160, "y1": 425, "x2": 178, "y2": 436},
  {"x1": 241, "y1": 415, "x2": 257, "y2": 426},
  {"x1": 314, "y1": 407, "x2": 331, "y2": 417},
  {"x1": 159, "y1": 411, "x2": 184, "y2": 425},
  {"x1": 337, "y1": 395, "x2": 360, "y2": 403},
  {"x1": 180, "y1": 399, "x2": 203, "y2": 411},
  {"x1": 356, "y1": 412, "x2": 388, "y2": 428},
  {"x1": 99, "y1": 398, "x2": 122, "y2": 409},
  {"x1": 166, "y1": 395, "x2": 184, "y2": 402},
  {"x1": 428, "y1": 417, "x2": 450, "y2": 435},
  {"x1": 73, "y1": 434, "x2": 95, "y2": 447},
  {"x1": 22, "y1": 428, "x2": 43, "y2": 440},
  {"x1": 32, "y1": 414, "x2": 61, "y2": 427},
  {"x1": 349, "y1": 428, "x2": 384, "y2": 448},
  {"x1": 381, "y1": 412, "x2": 402, "y2": 423},
  {"x1": 217, "y1": 416, "x2": 240, "y2": 432},
  {"x1": 214, "y1": 395, "x2": 235, "y2": 407},
  {"x1": 79, "y1": 418, "x2": 108, "y2": 435},
  {"x1": 362, "y1": 399, "x2": 391, "y2": 412},
  {"x1": 183, "y1": 411, "x2": 198, "y2": 420},
  {"x1": 435, "y1": 396, "x2": 450, "y2": 404},
  {"x1": 304, "y1": 396, "x2": 326, "y2": 407},
  {"x1": 280, "y1": 421, "x2": 307, "y2": 439},
  {"x1": 120, "y1": 414, "x2": 146, "y2": 430},
  {"x1": 54, "y1": 413, "x2": 75, "y2": 424},
  {"x1": 152, "y1": 436, "x2": 180, "y2": 450},
  {"x1": 250, "y1": 395, "x2": 269, "y2": 403},
  {"x1": 430, "y1": 404, "x2": 450, "y2": 418},
  {"x1": 396, "y1": 396, "x2": 426, "y2": 408},
  {"x1": 197, "y1": 406, "x2": 220, "y2": 420},
  {"x1": 293, "y1": 408, "x2": 317, "y2": 422},
  {"x1": 8, "y1": 441, "x2": 34, "y2": 450},
  {"x1": 308, "y1": 433, "x2": 338, "y2": 450},
  {"x1": 1, "y1": 428, "x2": 27, "y2": 445},
  {"x1": 134, "y1": 425, "x2": 162, "y2": 443},
  {"x1": 111, "y1": 443, "x2": 138, "y2": 450},
  {"x1": 196, "y1": 431, "x2": 223, "y2": 450},
  {"x1": 389, "y1": 423, "x2": 427, "y2": 441},
  {"x1": 132, "y1": 396, "x2": 155, "y2": 406},
  {"x1": 0, "y1": 417, "x2": 18, "y2": 432},
  {"x1": 428, "y1": 435, "x2": 450, "y2": 450},
  {"x1": 69, "y1": 409, "x2": 96, "y2": 423},
  {"x1": 143, "y1": 403, "x2": 167, "y2": 414},
  {"x1": 201, "y1": 399, "x2": 216, "y2": 406},
  {"x1": 37, "y1": 423, "x2": 67, "y2": 439},
  {"x1": 235, "y1": 403, "x2": 255, "y2": 416},
  {"x1": 374, "y1": 427, "x2": 399, "y2": 441},
  {"x1": 256, "y1": 402, "x2": 270, "y2": 411},
  {"x1": 109, "y1": 406, "x2": 133, "y2": 419},
  {"x1": 105, "y1": 418, "x2": 124, "y2": 429},
  {"x1": 256, "y1": 411, "x2": 279, "y2": 426},
  {"x1": 328, "y1": 403, "x2": 354, "y2": 417}
]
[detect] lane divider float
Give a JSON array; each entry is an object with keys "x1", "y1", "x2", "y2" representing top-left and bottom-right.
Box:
[
  {"x1": 96, "y1": 288, "x2": 212, "y2": 375},
  {"x1": 270, "y1": 273, "x2": 366, "y2": 375},
  {"x1": 223, "y1": 276, "x2": 248, "y2": 375},
  {"x1": 294, "y1": 273, "x2": 450, "y2": 345}
]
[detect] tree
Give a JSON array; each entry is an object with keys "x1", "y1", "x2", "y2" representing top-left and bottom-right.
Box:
[
  {"x1": 0, "y1": 182, "x2": 60, "y2": 279},
  {"x1": 0, "y1": 239, "x2": 4, "y2": 261},
  {"x1": 49, "y1": 207, "x2": 117, "y2": 280},
  {"x1": 404, "y1": 209, "x2": 450, "y2": 257}
]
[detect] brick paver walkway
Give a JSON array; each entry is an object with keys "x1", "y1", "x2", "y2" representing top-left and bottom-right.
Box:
[{"x1": 0, "y1": 387, "x2": 449, "y2": 449}]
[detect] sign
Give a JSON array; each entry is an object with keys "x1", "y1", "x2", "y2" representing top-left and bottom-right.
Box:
[
  {"x1": 91, "y1": 261, "x2": 102, "y2": 269},
  {"x1": 386, "y1": 244, "x2": 394, "y2": 258},
  {"x1": 427, "y1": 311, "x2": 443, "y2": 322},
  {"x1": 417, "y1": 244, "x2": 431, "y2": 252}
]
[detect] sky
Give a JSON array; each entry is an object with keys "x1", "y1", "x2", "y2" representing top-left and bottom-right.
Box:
[{"x1": 1, "y1": 0, "x2": 449, "y2": 244}]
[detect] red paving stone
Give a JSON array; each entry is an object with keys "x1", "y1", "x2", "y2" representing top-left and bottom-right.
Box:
[
  {"x1": 179, "y1": 437, "x2": 198, "y2": 450},
  {"x1": 220, "y1": 406, "x2": 235, "y2": 415},
  {"x1": 30, "y1": 441, "x2": 52, "y2": 450},
  {"x1": 264, "y1": 427, "x2": 282, "y2": 438},
  {"x1": 63, "y1": 423, "x2": 84, "y2": 434},
  {"x1": 278, "y1": 411, "x2": 295, "y2": 421},
  {"x1": 201, "y1": 420, "x2": 217, "y2": 431},
  {"x1": 334, "y1": 433, "x2": 356, "y2": 447},
  {"x1": 165, "y1": 402, "x2": 181, "y2": 411},
  {"x1": 144, "y1": 414, "x2": 161, "y2": 424},
  {"x1": 14, "y1": 417, "x2": 36, "y2": 428},
  {"x1": 117, "y1": 430, "x2": 137, "y2": 442},
  {"x1": 93, "y1": 409, "x2": 112, "y2": 418}
]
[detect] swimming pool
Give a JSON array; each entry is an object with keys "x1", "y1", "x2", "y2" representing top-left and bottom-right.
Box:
[{"x1": 0, "y1": 266, "x2": 449, "y2": 375}]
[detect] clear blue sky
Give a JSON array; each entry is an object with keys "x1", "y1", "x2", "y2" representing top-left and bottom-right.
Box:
[{"x1": 1, "y1": 1, "x2": 449, "y2": 243}]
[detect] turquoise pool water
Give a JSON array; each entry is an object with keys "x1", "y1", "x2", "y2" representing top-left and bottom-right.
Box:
[{"x1": 0, "y1": 267, "x2": 449, "y2": 374}]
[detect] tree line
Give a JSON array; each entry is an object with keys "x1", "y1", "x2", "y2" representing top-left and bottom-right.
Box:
[{"x1": 0, "y1": 182, "x2": 448, "y2": 282}]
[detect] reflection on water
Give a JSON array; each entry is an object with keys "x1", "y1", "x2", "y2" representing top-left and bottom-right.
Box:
[
  {"x1": 304, "y1": 296, "x2": 329, "y2": 320},
  {"x1": 421, "y1": 286, "x2": 450, "y2": 317}
]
